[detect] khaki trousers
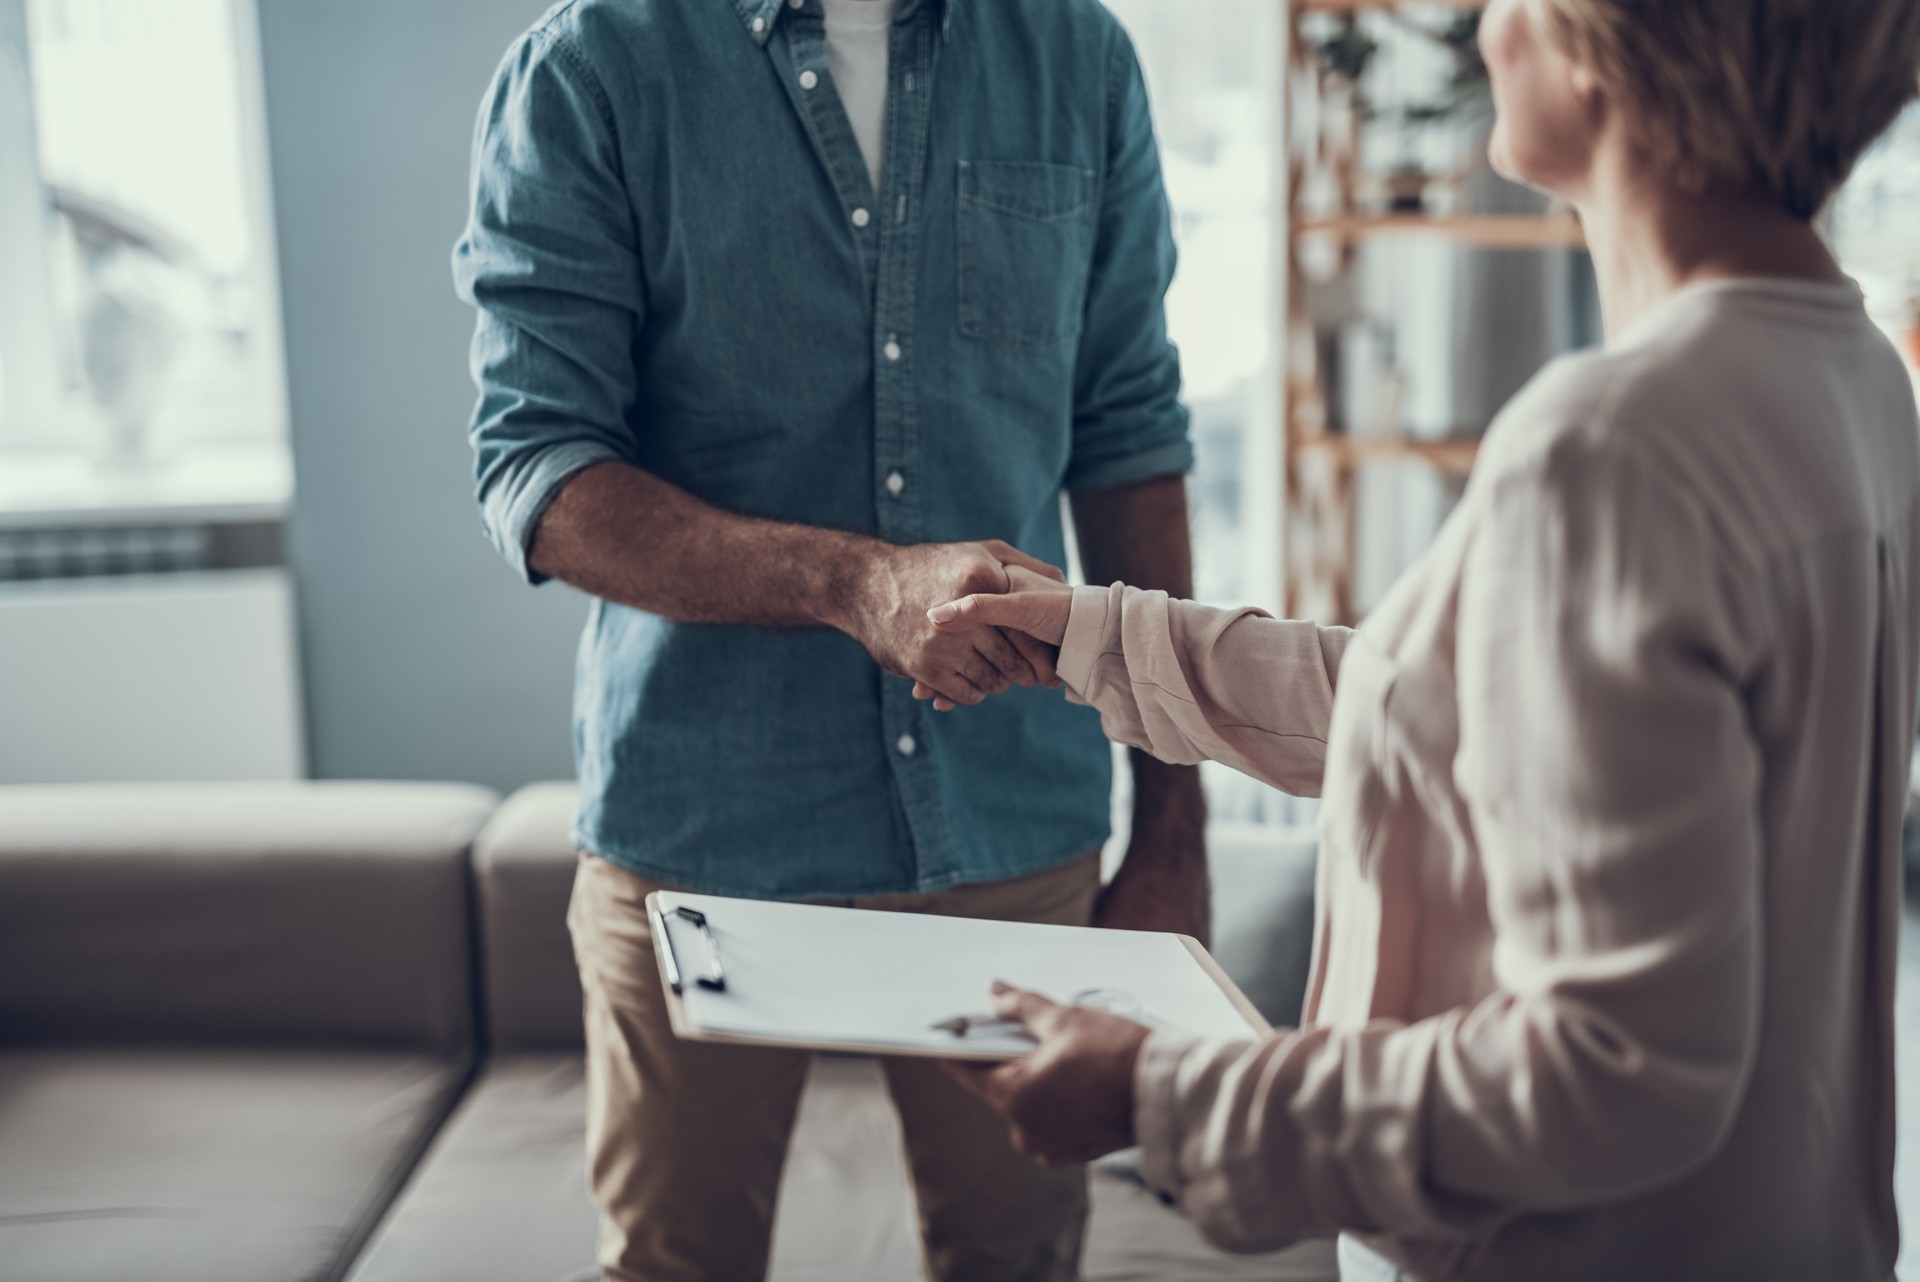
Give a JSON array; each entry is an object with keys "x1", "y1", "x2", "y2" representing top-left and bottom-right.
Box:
[{"x1": 567, "y1": 852, "x2": 1101, "y2": 1282}]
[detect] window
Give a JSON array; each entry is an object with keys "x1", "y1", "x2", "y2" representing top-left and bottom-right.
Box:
[
  {"x1": 0, "y1": 0, "x2": 286, "y2": 481},
  {"x1": 1106, "y1": 0, "x2": 1284, "y2": 615},
  {"x1": 1831, "y1": 102, "x2": 1920, "y2": 382},
  {"x1": 1105, "y1": 1, "x2": 1316, "y2": 827}
]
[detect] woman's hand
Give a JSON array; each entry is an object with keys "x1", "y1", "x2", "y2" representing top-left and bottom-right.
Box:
[
  {"x1": 916, "y1": 566, "x2": 1076, "y2": 711},
  {"x1": 945, "y1": 982, "x2": 1150, "y2": 1168}
]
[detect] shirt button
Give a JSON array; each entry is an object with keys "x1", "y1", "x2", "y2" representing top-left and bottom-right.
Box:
[
  {"x1": 851, "y1": 207, "x2": 871, "y2": 228},
  {"x1": 751, "y1": 15, "x2": 766, "y2": 32},
  {"x1": 896, "y1": 734, "x2": 917, "y2": 757},
  {"x1": 883, "y1": 339, "x2": 902, "y2": 362},
  {"x1": 885, "y1": 470, "x2": 905, "y2": 496},
  {"x1": 799, "y1": 69, "x2": 818, "y2": 90}
]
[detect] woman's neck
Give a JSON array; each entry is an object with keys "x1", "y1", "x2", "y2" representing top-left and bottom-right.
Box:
[{"x1": 1571, "y1": 148, "x2": 1848, "y2": 340}]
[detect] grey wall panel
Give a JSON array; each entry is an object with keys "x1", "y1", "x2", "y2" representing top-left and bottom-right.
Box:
[{"x1": 257, "y1": 0, "x2": 584, "y2": 791}]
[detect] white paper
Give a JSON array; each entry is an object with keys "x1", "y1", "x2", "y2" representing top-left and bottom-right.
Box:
[{"x1": 657, "y1": 892, "x2": 1262, "y2": 1058}]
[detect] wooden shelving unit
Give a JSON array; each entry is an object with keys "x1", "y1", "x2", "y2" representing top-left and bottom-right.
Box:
[
  {"x1": 1292, "y1": 434, "x2": 1482, "y2": 472},
  {"x1": 1282, "y1": 0, "x2": 1584, "y2": 622},
  {"x1": 1295, "y1": 213, "x2": 1585, "y2": 248}
]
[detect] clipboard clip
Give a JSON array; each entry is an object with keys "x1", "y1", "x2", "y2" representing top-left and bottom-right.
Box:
[{"x1": 654, "y1": 904, "x2": 727, "y2": 994}]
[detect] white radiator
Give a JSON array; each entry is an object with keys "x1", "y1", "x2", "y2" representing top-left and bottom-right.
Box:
[{"x1": 0, "y1": 568, "x2": 305, "y2": 782}]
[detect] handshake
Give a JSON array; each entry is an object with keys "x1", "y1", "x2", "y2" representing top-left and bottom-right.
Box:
[{"x1": 830, "y1": 539, "x2": 1079, "y2": 713}]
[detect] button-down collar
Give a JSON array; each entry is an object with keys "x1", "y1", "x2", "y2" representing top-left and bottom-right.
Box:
[
  {"x1": 733, "y1": 0, "x2": 949, "y2": 46},
  {"x1": 731, "y1": 0, "x2": 783, "y2": 45}
]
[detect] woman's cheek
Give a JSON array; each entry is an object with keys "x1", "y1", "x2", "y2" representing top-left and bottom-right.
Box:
[
  {"x1": 1488, "y1": 115, "x2": 1520, "y2": 183},
  {"x1": 1480, "y1": 2, "x2": 1530, "y2": 184}
]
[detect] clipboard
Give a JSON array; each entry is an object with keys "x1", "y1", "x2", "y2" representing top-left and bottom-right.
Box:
[{"x1": 648, "y1": 890, "x2": 1271, "y2": 1062}]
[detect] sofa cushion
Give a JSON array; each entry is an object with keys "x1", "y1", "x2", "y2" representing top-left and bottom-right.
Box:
[
  {"x1": 472, "y1": 783, "x2": 585, "y2": 1050},
  {"x1": 0, "y1": 782, "x2": 496, "y2": 1051},
  {"x1": 1206, "y1": 822, "x2": 1319, "y2": 1028},
  {"x1": 342, "y1": 1055, "x2": 596, "y2": 1282},
  {"x1": 346, "y1": 1053, "x2": 1335, "y2": 1282},
  {"x1": 0, "y1": 1048, "x2": 468, "y2": 1282}
]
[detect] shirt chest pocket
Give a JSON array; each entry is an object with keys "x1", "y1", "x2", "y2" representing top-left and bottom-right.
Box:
[{"x1": 956, "y1": 160, "x2": 1096, "y2": 352}]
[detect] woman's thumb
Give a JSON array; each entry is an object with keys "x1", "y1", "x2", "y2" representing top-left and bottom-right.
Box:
[
  {"x1": 989, "y1": 981, "x2": 1060, "y2": 1033},
  {"x1": 929, "y1": 594, "x2": 1002, "y2": 628}
]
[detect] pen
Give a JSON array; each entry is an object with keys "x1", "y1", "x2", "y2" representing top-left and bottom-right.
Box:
[{"x1": 931, "y1": 1012, "x2": 1034, "y2": 1037}]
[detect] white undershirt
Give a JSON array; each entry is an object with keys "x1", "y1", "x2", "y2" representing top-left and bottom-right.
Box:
[{"x1": 820, "y1": 0, "x2": 899, "y2": 193}]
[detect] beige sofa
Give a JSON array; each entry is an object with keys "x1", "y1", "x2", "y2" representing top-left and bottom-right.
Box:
[{"x1": 0, "y1": 781, "x2": 1333, "y2": 1282}]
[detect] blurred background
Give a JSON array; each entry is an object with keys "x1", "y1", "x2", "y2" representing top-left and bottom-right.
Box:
[
  {"x1": 1, "y1": 0, "x2": 1916, "y2": 801},
  {"x1": 1, "y1": 3, "x2": 1918, "y2": 1280}
]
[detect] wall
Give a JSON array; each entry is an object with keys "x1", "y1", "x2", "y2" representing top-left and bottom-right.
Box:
[
  {"x1": 257, "y1": 0, "x2": 585, "y2": 792},
  {"x1": 0, "y1": 571, "x2": 304, "y2": 783}
]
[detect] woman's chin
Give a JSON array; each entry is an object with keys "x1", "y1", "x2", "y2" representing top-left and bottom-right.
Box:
[
  {"x1": 1486, "y1": 126, "x2": 1523, "y2": 186},
  {"x1": 1487, "y1": 130, "x2": 1573, "y2": 203}
]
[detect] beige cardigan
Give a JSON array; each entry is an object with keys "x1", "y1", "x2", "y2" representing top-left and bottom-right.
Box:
[{"x1": 1058, "y1": 281, "x2": 1920, "y2": 1280}]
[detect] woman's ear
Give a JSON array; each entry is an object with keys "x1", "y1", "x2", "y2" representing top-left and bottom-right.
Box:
[{"x1": 1571, "y1": 63, "x2": 1605, "y2": 119}]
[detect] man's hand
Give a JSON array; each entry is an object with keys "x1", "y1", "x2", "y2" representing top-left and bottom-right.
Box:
[
  {"x1": 833, "y1": 540, "x2": 1064, "y2": 709},
  {"x1": 916, "y1": 565, "x2": 1076, "y2": 711},
  {"x1": 928, "y1": 558, "x2": 1211, "y2": 942},
  {"x1": 947, "y1": 982, "x2": 1149, "y2": 1168}
]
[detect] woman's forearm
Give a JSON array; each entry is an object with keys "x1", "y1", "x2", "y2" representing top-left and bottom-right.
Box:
[{"x1": 1057, "y1": 583, "x2": 1350, "y2": 796}]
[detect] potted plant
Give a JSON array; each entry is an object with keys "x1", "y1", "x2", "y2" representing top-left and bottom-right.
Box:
[
  {"x1": 1308, "y1": 12, "x2": 1495, "y2": 215},
  {"x1": 1387, "y1": 13, "x2": 1493, "y2": 213},
  {"x1": 1313, "y1": 17, "x2": 1380, "y2": 103}
]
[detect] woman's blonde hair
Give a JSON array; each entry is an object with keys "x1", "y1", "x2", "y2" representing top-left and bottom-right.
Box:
[{"x1": 1527, "y1": 0, "x2": 1920, "y2": 218}]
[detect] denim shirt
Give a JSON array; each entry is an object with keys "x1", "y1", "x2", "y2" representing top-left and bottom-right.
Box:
[{"x1": 454, "y1": 0, "x2": 1191, "y2": 900}]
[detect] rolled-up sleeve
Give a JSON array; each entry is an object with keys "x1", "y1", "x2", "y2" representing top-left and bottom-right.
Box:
[
  {"x1": 1063, "y1": 28, "x2": 1192, "y2": 493},
  {"x1": 1057, "y1": 583, "x2": 1350, "y2": 796},
  {"x1": 1129, "y1": 439, "x2": 1768, "y2": 1252},
  {"x1": 452, "y1": 26, "x2": 642, "y2": 583}
]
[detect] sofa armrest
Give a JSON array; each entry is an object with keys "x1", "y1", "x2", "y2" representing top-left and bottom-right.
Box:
[
  {"x1": 0, "y1": 781, "x2": 497, "y2": 1052},
  {"x1": 473, "y1": 783, "x2": 584, "y2": 1051}
]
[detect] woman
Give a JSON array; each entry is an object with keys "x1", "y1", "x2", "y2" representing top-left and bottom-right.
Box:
[{"x1": 921, "y1": 1, "x2": 1920, "y2": 1278}]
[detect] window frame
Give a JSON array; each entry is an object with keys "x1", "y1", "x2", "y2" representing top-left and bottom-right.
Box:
[{"x1": 0, "y1": 0, "x2": 291, "y2": 480}]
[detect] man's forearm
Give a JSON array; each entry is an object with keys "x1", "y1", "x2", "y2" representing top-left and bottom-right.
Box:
[
  {"x1": 1069, "y1": 474, "x2": 1207, "y2": 839},
  {"x1": 527, "y1": 460, "x2": 874, "y2": 629},
  {"x1": 527, "y1": 459, "x2": 1058, "y2": 707}
]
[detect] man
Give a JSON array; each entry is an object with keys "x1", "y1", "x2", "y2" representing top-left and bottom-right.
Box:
[{"x1": 453, "y1": 0, "x2": 1204, "y2": 1277}]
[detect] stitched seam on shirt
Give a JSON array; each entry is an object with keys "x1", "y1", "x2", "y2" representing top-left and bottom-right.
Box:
[
  {"x1": 526, "y1": 21, "x2": 647, "y2": 274},
  {"x1": 957, "y1": 190, "x2": 1094, "y2": 221},
  {"x1": 1103, "y1": 23, "x2": 1123, "y2": 166},
  {"x1": 777, "y1": 21, "x2": 875, "y2": 296},
  {"x1": 533, "y1": 23, "x2": 618, "y2": 137},
  {"x1": 1070, "y1": 28, "x2": 1182, "y2": 480},
  {"x1": 1093, "y1": 22, "x2": 1124, "y2": 253}
]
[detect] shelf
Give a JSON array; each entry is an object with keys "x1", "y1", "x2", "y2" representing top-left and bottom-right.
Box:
[
  {"x1": 1295, "y1": 213, "x2": 1586, "y2": 248},
  {"x1": 1293, "y1": 434, "x2": 1481, "y2": 472}
]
